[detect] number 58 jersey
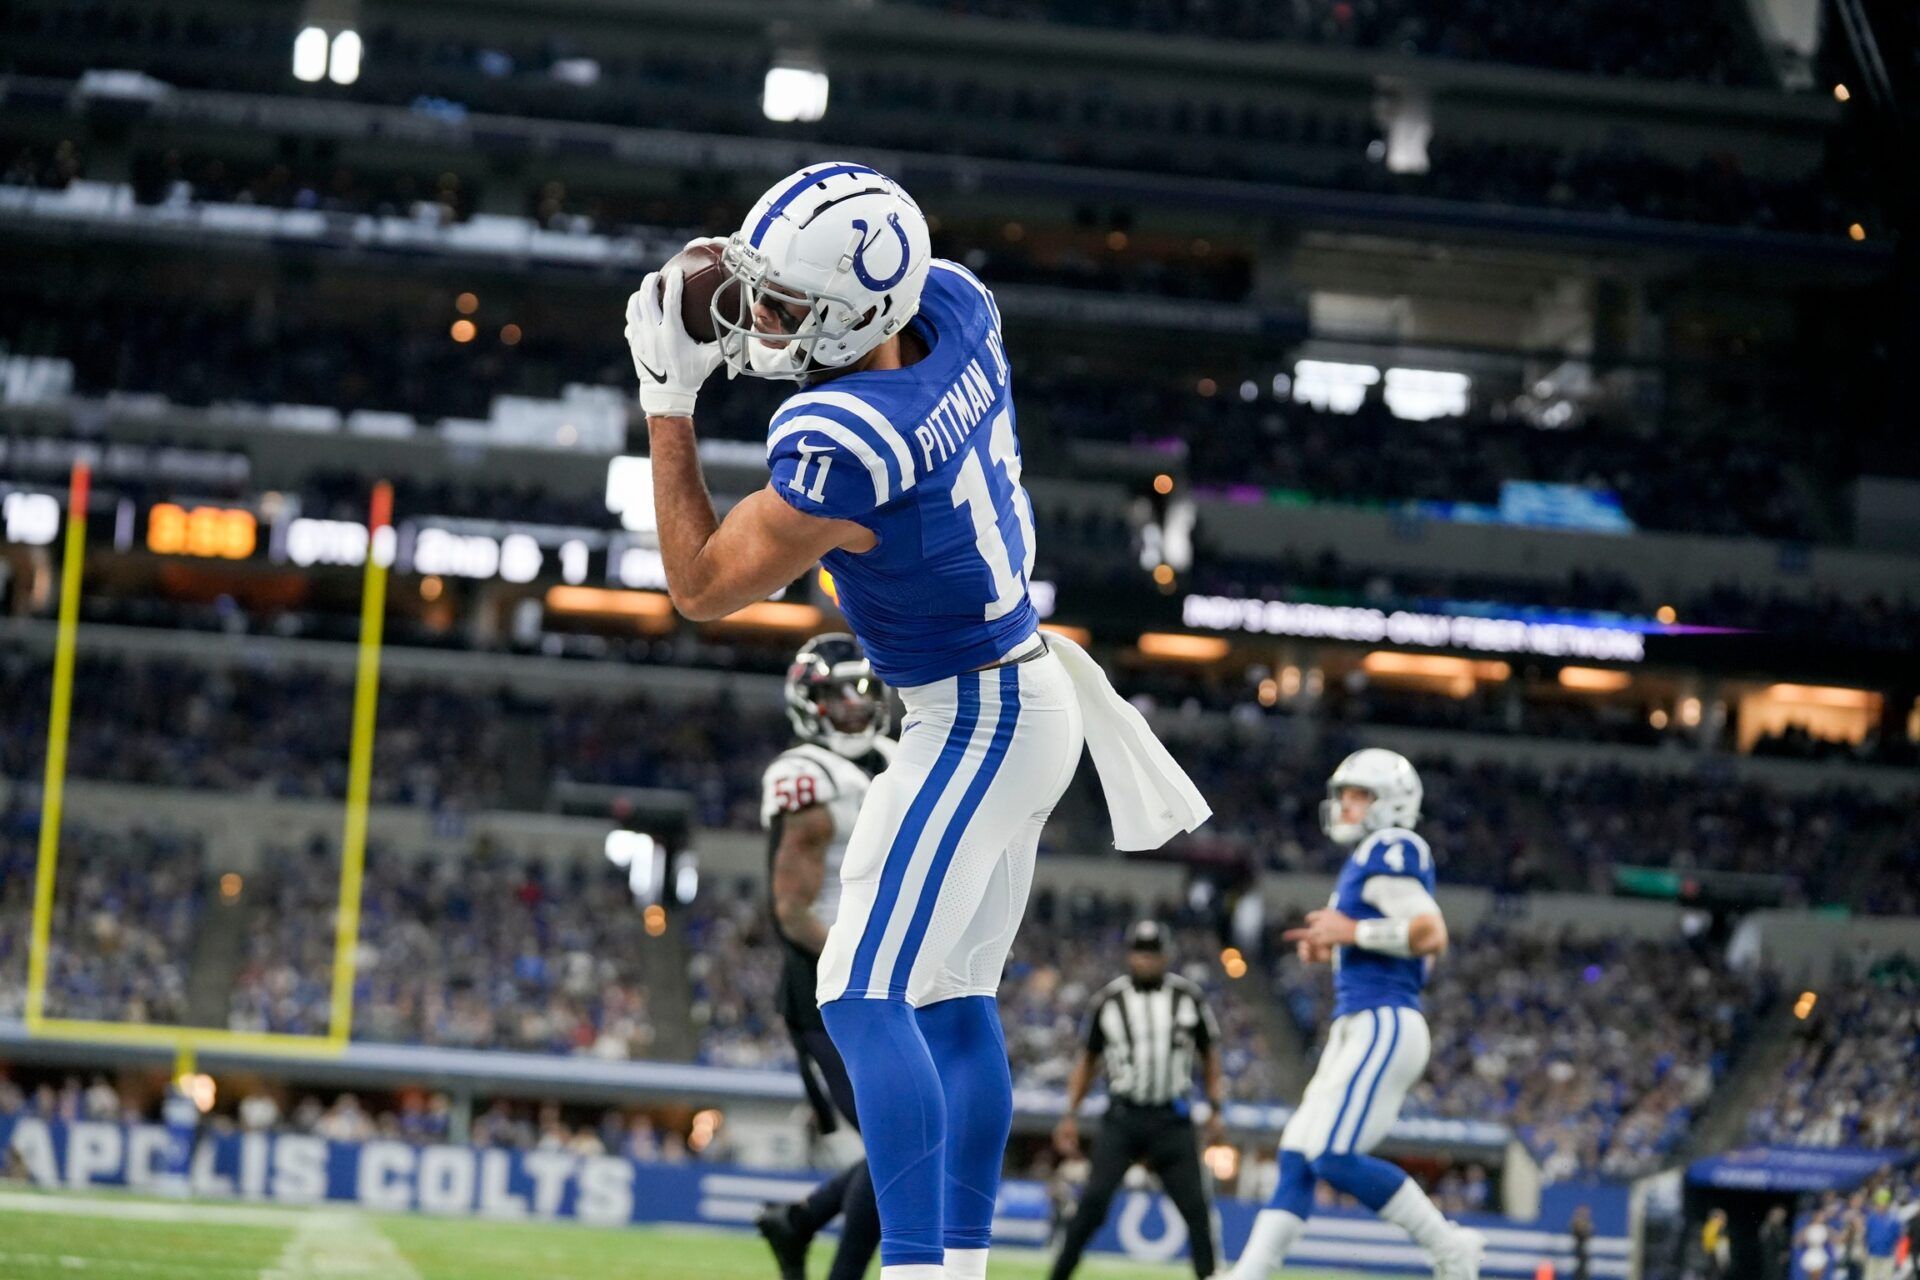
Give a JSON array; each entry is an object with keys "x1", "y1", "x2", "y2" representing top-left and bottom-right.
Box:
[
  {"x1": 766, "y1": 261, "x2": 1038, "y2": 687},
  {"x1": 760, "y1": 739, "x2": 895, "y2": 944}
]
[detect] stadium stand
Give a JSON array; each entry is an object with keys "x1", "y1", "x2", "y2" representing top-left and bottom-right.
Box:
[
  {"x1": 228, "y1": 840, "x2": 661, "y2": 1056},
  {"x1": 0, "y1": 815, "x2": 204, "y2": 1024},
  {"x1": 0, "y1": 0, "x2": 1910, "y2": 1271},
  {"x1": 0, "y1": 285, "x2": 1881, "y2": 544},
  {"x1": 886, "y1": 0, "x2": 1770, "y2": 84},
  {"x1": 1744, "y1": 953, "x2": 1920, "y2": 1150},
  {"x1": 3, "y1": 650, "x2": 1913, "y2": 909}
]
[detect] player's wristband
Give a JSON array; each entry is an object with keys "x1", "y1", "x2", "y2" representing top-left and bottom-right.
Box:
[
  {"x1": 1353, "y1": 917, "x2": 1414, "y2": 957},
  {"x1": 640, "y1": 387, "x2": 699, "y2": 419}
]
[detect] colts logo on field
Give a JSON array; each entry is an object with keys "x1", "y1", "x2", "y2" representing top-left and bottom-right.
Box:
[{"x1": 850, "y1": 214, "x2": 911, "y2": 290}]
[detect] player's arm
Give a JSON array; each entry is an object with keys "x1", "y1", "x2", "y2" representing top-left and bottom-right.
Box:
[
  {"x1": 769, "y1": 803, "x2": 835, "y2": 956},
  {"x1": 1053, "y1": 996, "x2": 1107, "y2": 1156},
  {"x1": 1201, "y1": 1044, "x2": 1227, "y2": 1145},
  {"x1": 1193, "y1": 990, "x2": 1227, "y2": 1144},
  {"x1": 1052, "y1": 1048, "x2": 1097, "y2": 1157},
  {"x1": 647, "y1": 434, "x2": 869, "y2": 620},
  {"x1": 625, "y1": 266, "x2": 872, "y2": 621},
  {"x1": 1284, "y1": 877, "x2": 1448, "y2": 958}
]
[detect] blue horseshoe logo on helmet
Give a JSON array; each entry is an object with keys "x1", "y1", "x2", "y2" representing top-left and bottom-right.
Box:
[{"x1": 849, "y1": 214, "x2": 911, "y2": 290}]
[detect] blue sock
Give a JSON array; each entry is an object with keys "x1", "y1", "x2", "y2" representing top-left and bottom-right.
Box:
[
  {"x1": 1268, "y1": 1150, "x2": 1316, "y2": 1218},
  {"x1": 1312, "y1": 1152, "x2": 1409, "y2": 1211},
  {"x1": 820, "y1": 998, "x2": 946, "y2": 1267},
  {"x1": 915, "y1": 996, "x2": 1010, "y2": 1251}
]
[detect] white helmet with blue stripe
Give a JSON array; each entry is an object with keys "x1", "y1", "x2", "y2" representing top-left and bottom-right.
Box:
[
  {"x1": 1320, "y1": 748, "x2": 1422, "y2": 845},
  {"x1": 714, "y1": 162, "x2": 932, "y2": 382}
]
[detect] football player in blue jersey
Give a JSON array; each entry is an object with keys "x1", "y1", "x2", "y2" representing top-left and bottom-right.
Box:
[
  {"x1": 1225, "y1": 748, "x2": 1484, "y2": 1280},
  {"x1": 624, "y1": 163, "x2": 1209, "y2": 1280}
]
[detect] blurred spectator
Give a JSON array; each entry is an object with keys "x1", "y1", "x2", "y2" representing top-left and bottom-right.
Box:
[
  {"x1": 891, "y1": 0, "x2": 1766, "y2": 85},
  {"x1": 1744, "y1": 953, "x2": 1919, "y2": 1150},
  {"x1": 227, "y1": 840, "x2": 660, "y2": 1058},
  {"x1": 0, "y1": 815, "x2": 204, "y2": 1025}
]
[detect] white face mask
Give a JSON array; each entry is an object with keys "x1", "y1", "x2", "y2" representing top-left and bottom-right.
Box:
[
  {"x1": 1319, "y1": 797, "x2": 1373, "y2": 846},
  {"x1": 747, "y1": 333, "x2": 805, "y2": 377}
]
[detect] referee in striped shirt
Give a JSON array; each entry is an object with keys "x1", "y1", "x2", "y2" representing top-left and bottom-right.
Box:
[{"x1": 1048, "y1": 920, "x2": 1225, "y2": 1280}]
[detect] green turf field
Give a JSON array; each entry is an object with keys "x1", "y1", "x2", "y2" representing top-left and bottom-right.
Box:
[{"x1": 0, "y1": 1189, "x2": 1374, "y2": 1279}]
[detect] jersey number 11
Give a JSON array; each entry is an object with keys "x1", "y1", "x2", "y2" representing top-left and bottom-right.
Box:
[{"x1": 950, "y1": 408, "x2": 1037, "y2": 621}]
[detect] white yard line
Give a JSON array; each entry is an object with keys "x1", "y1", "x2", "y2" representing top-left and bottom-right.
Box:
[
  {"x1": 0, "y1": 1190, "x2": 310, "y2": 1228},
  {"x1": 258, "y1": 1209, "x2": 424, "y2": 1280},
  {"x1": 0, "y1": 1252, "x2": 263, "y2": 1276},
  {"x1": 0, "y1": 1192, "x2": 423, "y2": 1279}
]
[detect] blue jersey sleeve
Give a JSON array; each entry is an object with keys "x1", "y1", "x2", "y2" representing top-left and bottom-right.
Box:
[{"x1": 766, "y1": 391, "x2": 918, "y2": 522}]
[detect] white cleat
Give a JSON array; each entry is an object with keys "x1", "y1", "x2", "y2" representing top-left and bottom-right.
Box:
[{"x1": 1432, "y1": 1227, "x2": 1485, "y2": 1280}]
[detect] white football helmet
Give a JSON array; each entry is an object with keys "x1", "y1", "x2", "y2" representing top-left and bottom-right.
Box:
[
  {"x1": 712, "y1": 162, "x2": 932, "y2": 382},
  {"x1": 1320, "y1": 748, "x2": 1422, "y2": 845}
]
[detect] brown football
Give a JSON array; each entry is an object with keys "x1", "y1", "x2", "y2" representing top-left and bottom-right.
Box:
[{"x1": 658, "y1": 240, "x2": 740, "y2": 343}]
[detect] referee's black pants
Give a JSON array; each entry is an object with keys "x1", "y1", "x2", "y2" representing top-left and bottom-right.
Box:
[{"x1": 1048, "y1": 1102, "x2": 1216, "y2": 1280}]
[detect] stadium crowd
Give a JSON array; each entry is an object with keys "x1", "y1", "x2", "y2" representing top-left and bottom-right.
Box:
[
  {"x1": 1274, "y1": 924, "x2": 1776, "y2": 1178},
  {"x1": 0, "y1": 813, "x2": 1900, "y2": 1187},
  {"x1": 890, "y1": 0, "x2": 1767, "y2": 84},
  {"x1": 7, "y1": 107, "x2": 1854, "y2": 240},
  {"x1": 0, "y1": 279, "x2": 1874, "y2": 545},
  {"x1": 227, "y1": 839, "x2": 661, "y2": 1059},
  {"x1": 0, "y1": 652, "x2": 778, "y2": 828},
  {"x1": 0, "y1": 0, "x2": 1869, "y2": 244},
  {"x1": 685, "y1": 878, "x2": 1282, "y2": 1103},
  {"x1": 0, "y1": 813, "x2": 203, "y2": 1026},
  {"x1": 3, "y1": 650, "x2": 1914, "y2": 913},
  {"x1": 1745, "y1": 952, "x2": 1919, "y2": 1151}
]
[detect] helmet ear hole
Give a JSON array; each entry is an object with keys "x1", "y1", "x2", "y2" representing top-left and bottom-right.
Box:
[{"x1": 851, "y1": 305, "x2": 878, "y2": 332}]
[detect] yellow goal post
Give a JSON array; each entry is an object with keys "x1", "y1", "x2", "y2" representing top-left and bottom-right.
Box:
[{"x1": 23, "y1": 464, "x2": 393, "y2": 1071}]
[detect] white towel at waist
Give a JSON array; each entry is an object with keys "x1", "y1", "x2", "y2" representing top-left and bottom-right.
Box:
[{"x1": 1044, "y1": 631, "x2": 1212, "y2": 851}]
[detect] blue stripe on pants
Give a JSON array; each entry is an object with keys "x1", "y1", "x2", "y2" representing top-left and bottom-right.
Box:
[
  {"x1": 842, "y1": 674, "x2": 981, "y2": 998},
  {"x1": 1324, "y1": 1009, "x2": 1381, "y2": 1157},
  {"x1": 1337, "y1": 1007, "x2": 1402, "y2": 1154},
  {"x1": 886, "y1": 665, "x2": 1022, "y2": 999}
]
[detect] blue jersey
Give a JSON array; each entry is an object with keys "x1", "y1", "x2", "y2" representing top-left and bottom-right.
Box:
[
  {"x1": 1865, "y1": 1210, "x2": 1902, "y2": 1258},
  {"x1": 1331, "y1": 827, "x2": 1437, "y2": 1019},
  {"x1": 766, "y1": 261, "x2": 1038, "y2": 686}
]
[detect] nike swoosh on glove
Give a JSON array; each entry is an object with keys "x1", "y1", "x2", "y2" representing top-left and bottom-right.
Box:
[{"x1": 624, "y1": 266, "x2": 724, "y2": 418}]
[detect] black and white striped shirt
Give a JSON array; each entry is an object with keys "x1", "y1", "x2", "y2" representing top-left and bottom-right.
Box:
[{"x1": 1083, "y1": 974, "x2": 1219, "y2": 1107}]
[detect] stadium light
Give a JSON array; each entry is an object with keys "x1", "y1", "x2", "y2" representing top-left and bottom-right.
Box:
[
  {"x1": 292, "y1": 27, "x2": 329, "y2": 82},
  {"x1": 1291, "y1": 359, "x2": 1379, "y2": 414},
  {"x1": 1383, "y1": 367, "x2": 1471, "y2": 422},
  {"x1": 328, "y1": 29, "x2": 362, "y2": 86},
  {"x1": 1136, "y1": 632, "x2": 1230, "y2": 662},
  {"x1": 1764, "y1": 683, "x2": 1876, "y2": 709},
  {"x1": 605, "y1": 455, "x2": 656, "y2": 533},
  {"x1": 1559, "y1": 666, "x2": 1632, "y2": 693},
  {"x1": 763, "y1": 65, "x2": 829, "y2": 123}
]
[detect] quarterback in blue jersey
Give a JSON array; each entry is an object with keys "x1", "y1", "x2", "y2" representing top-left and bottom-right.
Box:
[
  {"x1": 624, "y1": 163, "x2": 1208, "y2": 1280},
  {"x1": 1227, "y1": 749, "x2": 1484, "y2": 1280}
]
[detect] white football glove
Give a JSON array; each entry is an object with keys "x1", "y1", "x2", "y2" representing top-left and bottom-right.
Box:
[{"x1": 624, "y1": 265, "x2": 723, "y2": 419}]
